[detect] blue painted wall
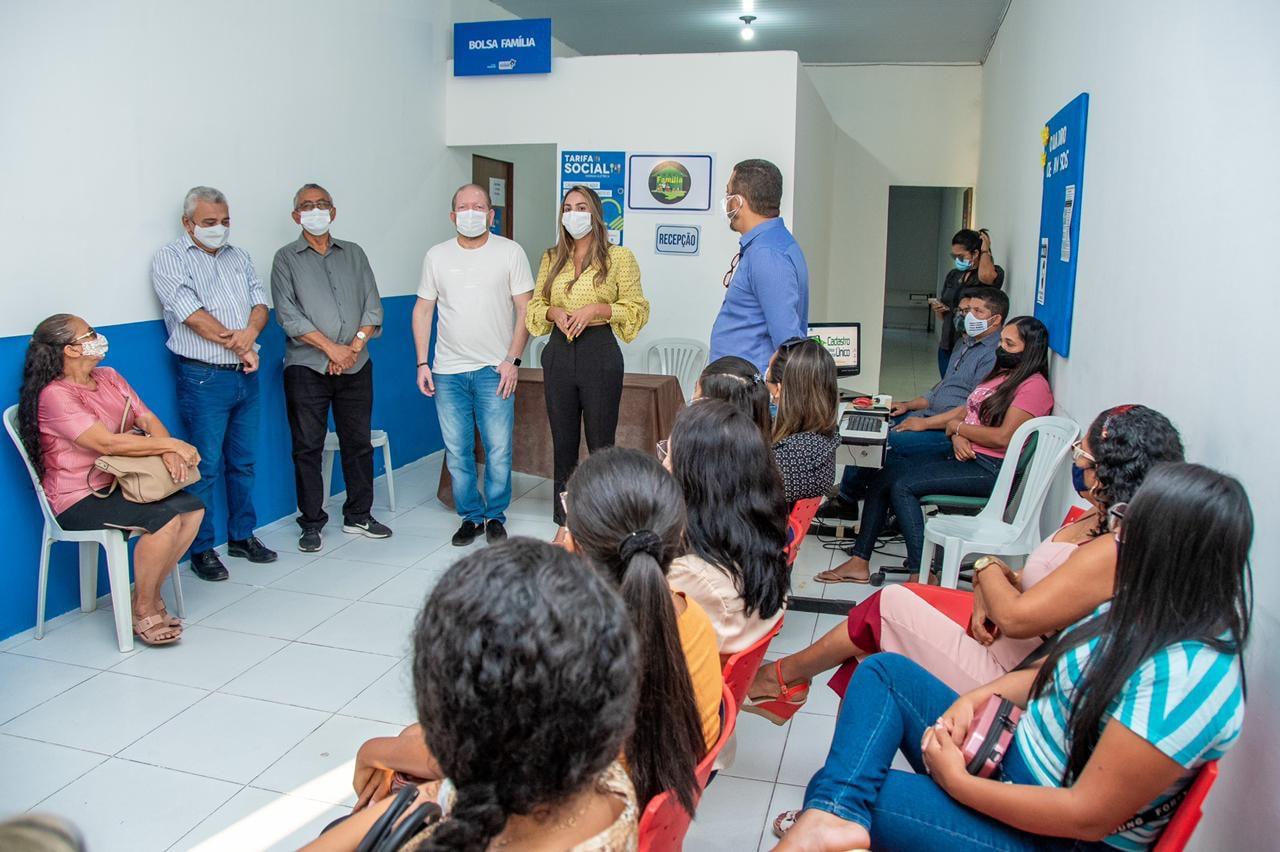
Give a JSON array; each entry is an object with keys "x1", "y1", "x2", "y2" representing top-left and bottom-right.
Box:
[{"x1": 0, "y1": 294, "x2": 441, "y2": 640}]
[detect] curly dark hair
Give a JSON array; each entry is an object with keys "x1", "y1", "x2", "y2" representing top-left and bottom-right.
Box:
[
  {"x1": 670, "y1": 400, "x2": 789, "y2": 620},
  {"x1": 17, "y1": 314, "x2": 77, "y2": 481},
  {"x1": 1083, "y1": 404, "x2": 1185, "y2": 534},
  {"x1": 413, "y1": 538, "x2": 638, "y2": 851},
  {"x1": 565, "y1": 447, "x2": 707, "y2": 815},
  {"x1": 696, "y1": 356, "x2": 772, "y2": 442}
]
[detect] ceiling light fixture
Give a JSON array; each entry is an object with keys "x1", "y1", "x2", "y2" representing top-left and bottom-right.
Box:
[
  {"x1": 740, "y1": 15, "x2": 756, "y2": 41},
  {"x1": 742, "y1": 0, "x2": 755, "y2": 11}
]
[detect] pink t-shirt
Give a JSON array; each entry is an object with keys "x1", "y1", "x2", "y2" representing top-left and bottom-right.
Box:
[
  {"x1": 38, "y1": 367, "x2": 154, "y2": 514},
  {"x1": 963, "y1": 373, "x2": 1054, "y2": 459}
]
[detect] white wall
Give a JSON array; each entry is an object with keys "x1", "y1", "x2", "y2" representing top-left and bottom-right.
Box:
[
  {"x1": 0, "y1": 0, "x2": 477, "y2": 339},
  {"x1": 980, "y1": 2, "x2": 1280, "y2": 847},
  {"x1": 801, "y1": 64, "x2": 983, "y2": 388},
  {"x1": 449, "y1": 143, "x2": 559, "y2": 275},
  {"x1": 793, "y1": 70, "x2": 838, "y2": 328},
  {"x1": 445, "y1": 52, "x2": 801, "y2": 367}
]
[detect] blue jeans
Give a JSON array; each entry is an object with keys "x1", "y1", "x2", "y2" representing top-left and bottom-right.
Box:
[
  {"x1": 839, "y1": 415, "x2": 953, "y2": 504},
  {"x1": 434, "y1": 367, "x2": 515, "y2": 524},
  {"x1": 805, "y1": 653, "x2": 1106, "y2": 851},
  {"x1": 851, "y1": 450, "x2": 1000, "y2": 571},
  {"x1": 176, "y1": 360, "x2": 260, "y2": 553}
]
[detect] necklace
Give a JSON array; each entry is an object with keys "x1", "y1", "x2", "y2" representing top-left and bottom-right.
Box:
[{"x1": 492, "y1": 791, "x2": 595, "y2": 849}]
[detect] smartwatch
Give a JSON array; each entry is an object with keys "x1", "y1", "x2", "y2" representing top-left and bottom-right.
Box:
[{"x1": 505, "y1": 356, "x2": 522, "y2": 366}]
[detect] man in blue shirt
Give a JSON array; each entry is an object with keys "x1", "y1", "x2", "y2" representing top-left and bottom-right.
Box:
[{"x1": 709, "y1": 159, "x2": 809, "y2": 373}]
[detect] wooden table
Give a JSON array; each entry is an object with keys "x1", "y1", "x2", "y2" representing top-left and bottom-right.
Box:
[{"x1": 436, "y1": 368, "x2": 686, "y2": 508}]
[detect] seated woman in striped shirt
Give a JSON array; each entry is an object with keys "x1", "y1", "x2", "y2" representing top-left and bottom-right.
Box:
[{"x1": 773, "y1": 462, "x2": 1251, "y2": 852}]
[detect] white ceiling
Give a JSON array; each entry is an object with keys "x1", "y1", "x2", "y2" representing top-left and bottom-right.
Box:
[{"x1": 490, "y1": 0, "x2": 1011, "y2": 64}]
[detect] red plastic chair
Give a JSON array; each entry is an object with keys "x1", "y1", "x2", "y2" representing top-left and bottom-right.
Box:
[
  {"x1": 637, "y1": 682, "x2": 739, "y2": 852},
  {"x1": 784, "y1": 496, "x2": 824, "y2": 567},
  {"x1": 721, "y1": 617, "x2": 784, "y2": 706},
  {"x1": 1152, "y1": 760, "x2": 1219, "y2": 852}
]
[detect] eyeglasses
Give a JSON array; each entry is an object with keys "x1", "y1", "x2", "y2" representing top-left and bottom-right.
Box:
[
  {"x1": 1107, "y1": 502, "x2": 1128, "y2": 542},
  {"x1": 296, "y1": 200, "x2": 334, "y2": 212},
  {"x1": 1071, "y1": 440, "x2": 1096, "y2": 466},
  {"x1": 722, "y1": 252, "x2": 741, "y2": 288},
  {"x1": 656, "y1": 439, "x2": 670, "y2": 464},
  {"x1": 70, "y1": 328, "x2": 97, "y2": 343}
]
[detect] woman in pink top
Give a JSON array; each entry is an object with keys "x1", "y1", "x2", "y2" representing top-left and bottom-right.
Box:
[
  {"x1": 816, "y1": 316, "x2": 1054, "y2": 587},
  {"x1": 744, "y1": 405, "x2": 1184, "y2": 722},
  {"x1": 17, "y1": 315, "x2": 204, "y2": 645}
]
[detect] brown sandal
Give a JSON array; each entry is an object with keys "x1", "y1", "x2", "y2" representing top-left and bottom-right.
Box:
[{"x1": 133, "y1": 613, "x2": 181, "y2": 646}]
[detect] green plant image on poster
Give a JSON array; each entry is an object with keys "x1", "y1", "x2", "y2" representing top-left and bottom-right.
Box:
[{"x1": 648, "y1": 160, "x2": 692, "y2": 204}]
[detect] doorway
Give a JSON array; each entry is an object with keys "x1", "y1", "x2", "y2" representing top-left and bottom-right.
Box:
[
  {"x1": 879, "y1": 186, "x2": 971, "y2": 401},
  {"x1": 472, "y1": 154, "x2": 514, "y2": 239}
]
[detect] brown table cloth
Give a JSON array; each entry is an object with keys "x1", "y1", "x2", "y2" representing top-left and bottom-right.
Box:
[{"x1": 437, "y1": 368, "x2": 686, "y2": 508}]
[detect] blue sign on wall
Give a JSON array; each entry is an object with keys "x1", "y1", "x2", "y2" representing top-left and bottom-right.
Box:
[
  {"x1": 655, "y1": 225, "x2": 700, "y2": 256},
  {"x1": 561, "y1": 150, "x2": 626, "y2": 245},
  {"x1": 453, "y1": 18, "x2": 552, "y2": 77},
  {"x1": 1034, "y1": 93, "x2": 1089, "y2": 357}
]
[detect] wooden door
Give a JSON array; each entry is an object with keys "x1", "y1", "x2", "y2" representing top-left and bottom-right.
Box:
[{"x1": 472, "y1": 154, "x2": 514, "y2": 239}]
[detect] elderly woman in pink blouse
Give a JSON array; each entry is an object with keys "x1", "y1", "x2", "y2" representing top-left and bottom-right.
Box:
[{"x1": 17, "y1": 315, "x2": 204, "y2": 645}]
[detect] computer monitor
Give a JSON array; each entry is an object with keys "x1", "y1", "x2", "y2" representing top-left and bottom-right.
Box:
[{"x1": 807, "y1": 322, "x2": 860, "y2": 377}]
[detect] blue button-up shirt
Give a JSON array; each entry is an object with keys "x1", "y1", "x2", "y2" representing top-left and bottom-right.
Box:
[
  {"x1": 919, "y1": 328, "x2": 999, "y2": 416},
  {"x1": 709, "y1": 217, "x2": 809, "y2": 373},
  {"x1": 151, "y1": 234, "x2": 267, "y2": 365}
]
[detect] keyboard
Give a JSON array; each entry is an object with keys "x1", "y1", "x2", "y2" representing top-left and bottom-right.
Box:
[
  {"x1": 839, "y1": 407, "x2": 889, "y2": 444},
  {"x1": 844, "y1": 413, "x2": 884, "y2": 433}
]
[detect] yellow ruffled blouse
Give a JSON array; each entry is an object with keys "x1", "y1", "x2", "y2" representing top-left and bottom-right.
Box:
[{"x1": 525, "y1": 244, "x2": 650, "y2": 343}]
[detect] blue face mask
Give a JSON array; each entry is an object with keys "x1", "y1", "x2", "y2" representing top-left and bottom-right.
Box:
[
  {"x1": 769, "y1": 400, "x2": 778, "y2": 419},
  {"x1": 954, "y1": 256, "x2": 974, "y2": 271},
  {"x1": 1071, "y1": 463, "x2": 1090, "y2": 495}
]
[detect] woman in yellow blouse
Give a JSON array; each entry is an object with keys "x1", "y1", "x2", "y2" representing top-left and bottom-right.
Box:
[{"x1": 526, "y1": 185, "x2": 649, "y2": 539}]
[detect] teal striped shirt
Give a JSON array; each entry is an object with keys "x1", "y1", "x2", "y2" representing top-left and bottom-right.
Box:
[{"x1": 1013, "y1": 605, "x2": 1244, "y2": 850}]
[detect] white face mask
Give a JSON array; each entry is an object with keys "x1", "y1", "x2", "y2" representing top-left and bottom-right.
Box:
[
  {"x1": 562, "y1": 210, "x2": 593, "y2": 240},
  {"x1": 455, "y1": 209, "x2": 489, "y2": 238},
  {"x1": 299, "y1": 208, "x2": 332, "y2": 236},
  {"x1": 964, "y1": 312, "x2": 991, "y2": 337},
  {"x1": 193, "y1": 224, "x2": 229, "y2": 250},
  {"x1": 79, "y1": 333, "x2": 109, "y2": 359},
  {"x1": 721, "y1": 194, "x2": 743, "y2": 222}
]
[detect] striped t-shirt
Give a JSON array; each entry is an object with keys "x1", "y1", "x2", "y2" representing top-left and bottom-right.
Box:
[{"x1": 1013, "y1": 605, "x2": 1244, "y2": 850}]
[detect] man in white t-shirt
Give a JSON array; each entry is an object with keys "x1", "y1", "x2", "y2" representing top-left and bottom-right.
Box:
[{"x1": 412, "y1": 184, "x2": 534, "y2": 546}]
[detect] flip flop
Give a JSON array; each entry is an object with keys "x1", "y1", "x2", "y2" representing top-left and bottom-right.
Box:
[
  {"x1": 814, "y1": 569, "x2": 870, "y2": 584},
  {"x1": 773, "y1": 809, "x2": 800, "y2": 838},
  {"x1": 133, "y1": 613, "x2": 181, "y2": 646}
]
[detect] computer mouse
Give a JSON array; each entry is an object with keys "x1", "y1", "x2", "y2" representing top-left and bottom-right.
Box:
[{"x1": 852, "y1": 397, "x2": 874, "y2": 408}]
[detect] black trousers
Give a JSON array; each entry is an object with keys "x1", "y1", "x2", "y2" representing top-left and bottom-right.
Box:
[
  {"x1": 543, "y1": 326, "x2": 624, "y2": 525},
  {"x1": 284, "y1": 361, "x2": 375, "y2": 530}
]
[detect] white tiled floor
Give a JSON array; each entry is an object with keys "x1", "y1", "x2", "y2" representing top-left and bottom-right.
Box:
[
  {"x1": 0, "y1": 451, "x2": 919, "y2": 851},
  {"x1": 878, "y1": 327, "x2": 941, "y2": 401}
]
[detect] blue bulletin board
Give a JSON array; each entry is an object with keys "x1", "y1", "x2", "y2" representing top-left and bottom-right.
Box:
[{"x1": 1035, "y1": 93, "x2": 1089, "y2": 357}]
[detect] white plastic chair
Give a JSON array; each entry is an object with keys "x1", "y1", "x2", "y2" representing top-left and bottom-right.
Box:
[
  {"x1": 322, "y1": 429, "x2": 395, "y2": 512},
  {"x1": 3, "y1": 404, "x2": 184, "y2": 653},
  {"x1": 923, "y1": 415, "x2": 1080, "y2": 588},
  {"x1": 528, "y1": 337, "x2": 548, "y2": 368},
  {"x1": 645, "y1": 337, "x2": 709, "y2": 402}
]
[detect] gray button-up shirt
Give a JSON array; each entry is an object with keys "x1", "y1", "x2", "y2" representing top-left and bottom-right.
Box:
[
  {"x1": 919, "y1": 329, "x2": 1000, "y2": 416},
  {"x1": 271, "y1": 235, "x2": 384, "y2": 374}
]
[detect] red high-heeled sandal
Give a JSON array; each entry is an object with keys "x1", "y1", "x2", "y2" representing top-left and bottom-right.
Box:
[{"x1": 741, "y1": 660, "x2": 810, "y2": 725}]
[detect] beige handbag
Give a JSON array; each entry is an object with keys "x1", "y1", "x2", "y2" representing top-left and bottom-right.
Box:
[{"x1": 88, "y1": 397, "x2": 200, "y2": 503}]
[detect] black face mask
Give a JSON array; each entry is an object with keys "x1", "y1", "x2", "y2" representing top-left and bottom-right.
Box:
[{"x1": 995, "y1": 347, "x2": 1022, "y2": 370}]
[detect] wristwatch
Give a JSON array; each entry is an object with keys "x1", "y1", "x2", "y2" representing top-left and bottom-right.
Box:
[
  {"x1": 505, "y1": 356, "x2": 522, "y2": 366},
  {"x1": 355, "y1": 331, "x2": 368, "y2": 341}
]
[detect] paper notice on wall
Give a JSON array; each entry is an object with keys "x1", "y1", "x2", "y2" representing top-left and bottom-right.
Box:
[
  {"x1": 1037, "y1": 238, "x2": 1050, "y2": 305},
  {"x1": 489, "y1": 177, "x2": 507, "y2": 206},
  {"x1": 1061, "y1": 184, "x2": 1075, "y2": 262}
]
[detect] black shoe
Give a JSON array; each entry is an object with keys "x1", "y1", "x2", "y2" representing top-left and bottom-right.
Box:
[
  {"x1": 817, "y1": 496, "x2": 860, "y2": 522},
  {"x1": 227, "y1": 536, "x2": 278, "y2": 563},
  {"x1": 190, "y1": 550, "x2": 229, "y2": 582},
  {"x1": 299, "y1": 529, "x2": 323, "y2": 553},
  {"x1": 485, "y1": 519, "x2": 507, "y2": 544},
  {"x1": 452, "y1": 520, "x2": 481, "y2": 546},
  {"x1": 344, "y1": 516, "x2": 393, "y2": 539}
]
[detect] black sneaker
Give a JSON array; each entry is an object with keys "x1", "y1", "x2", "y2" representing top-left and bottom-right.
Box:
[
  {"x1": 190, "y1": 550, "x2": 229, "y2": 582},
  {"x1": 485, "y1": 519, "x2": 507, "y2": 544},
  {"x1": 452, "y1": 520, "x2": 481, "y2": 546},
  {"x1": 227, "y1": 536, "x2": 278, "y2": 563},
  {"x1": 344, "y1": 517, "x2": 393, "y2": 539},
  {"x1": 299, "y1": 529, "x2": 323, "y2": 553}
]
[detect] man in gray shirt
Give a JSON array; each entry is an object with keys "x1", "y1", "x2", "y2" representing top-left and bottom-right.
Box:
[
  {"x1": 271, "y1": 183, "x2": 391, "y2": 553},
  {"x1": 834, "y1": 286, "x2": 1007, "y2": 507}
]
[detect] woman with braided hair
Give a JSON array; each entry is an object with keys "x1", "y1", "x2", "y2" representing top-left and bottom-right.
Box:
[
  {"x1": 564, "y1": 446, "x2": 724, "y2": 815},
  {"x1": 307, "y1": 538, "x2": 641, "y2": 851}
]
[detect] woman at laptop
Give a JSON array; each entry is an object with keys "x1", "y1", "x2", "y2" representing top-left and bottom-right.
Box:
[
  {"x1": 816, "y1": 316, "x2": 1053, "y2": 586},
  {"x1": 766, "y1": 338, "x2": 840, "y2": 504}
]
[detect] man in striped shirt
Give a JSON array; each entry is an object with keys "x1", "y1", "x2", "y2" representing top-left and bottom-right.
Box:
[{"x1": 151, "y1": 186, "x2": 278, "y2": 581}]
